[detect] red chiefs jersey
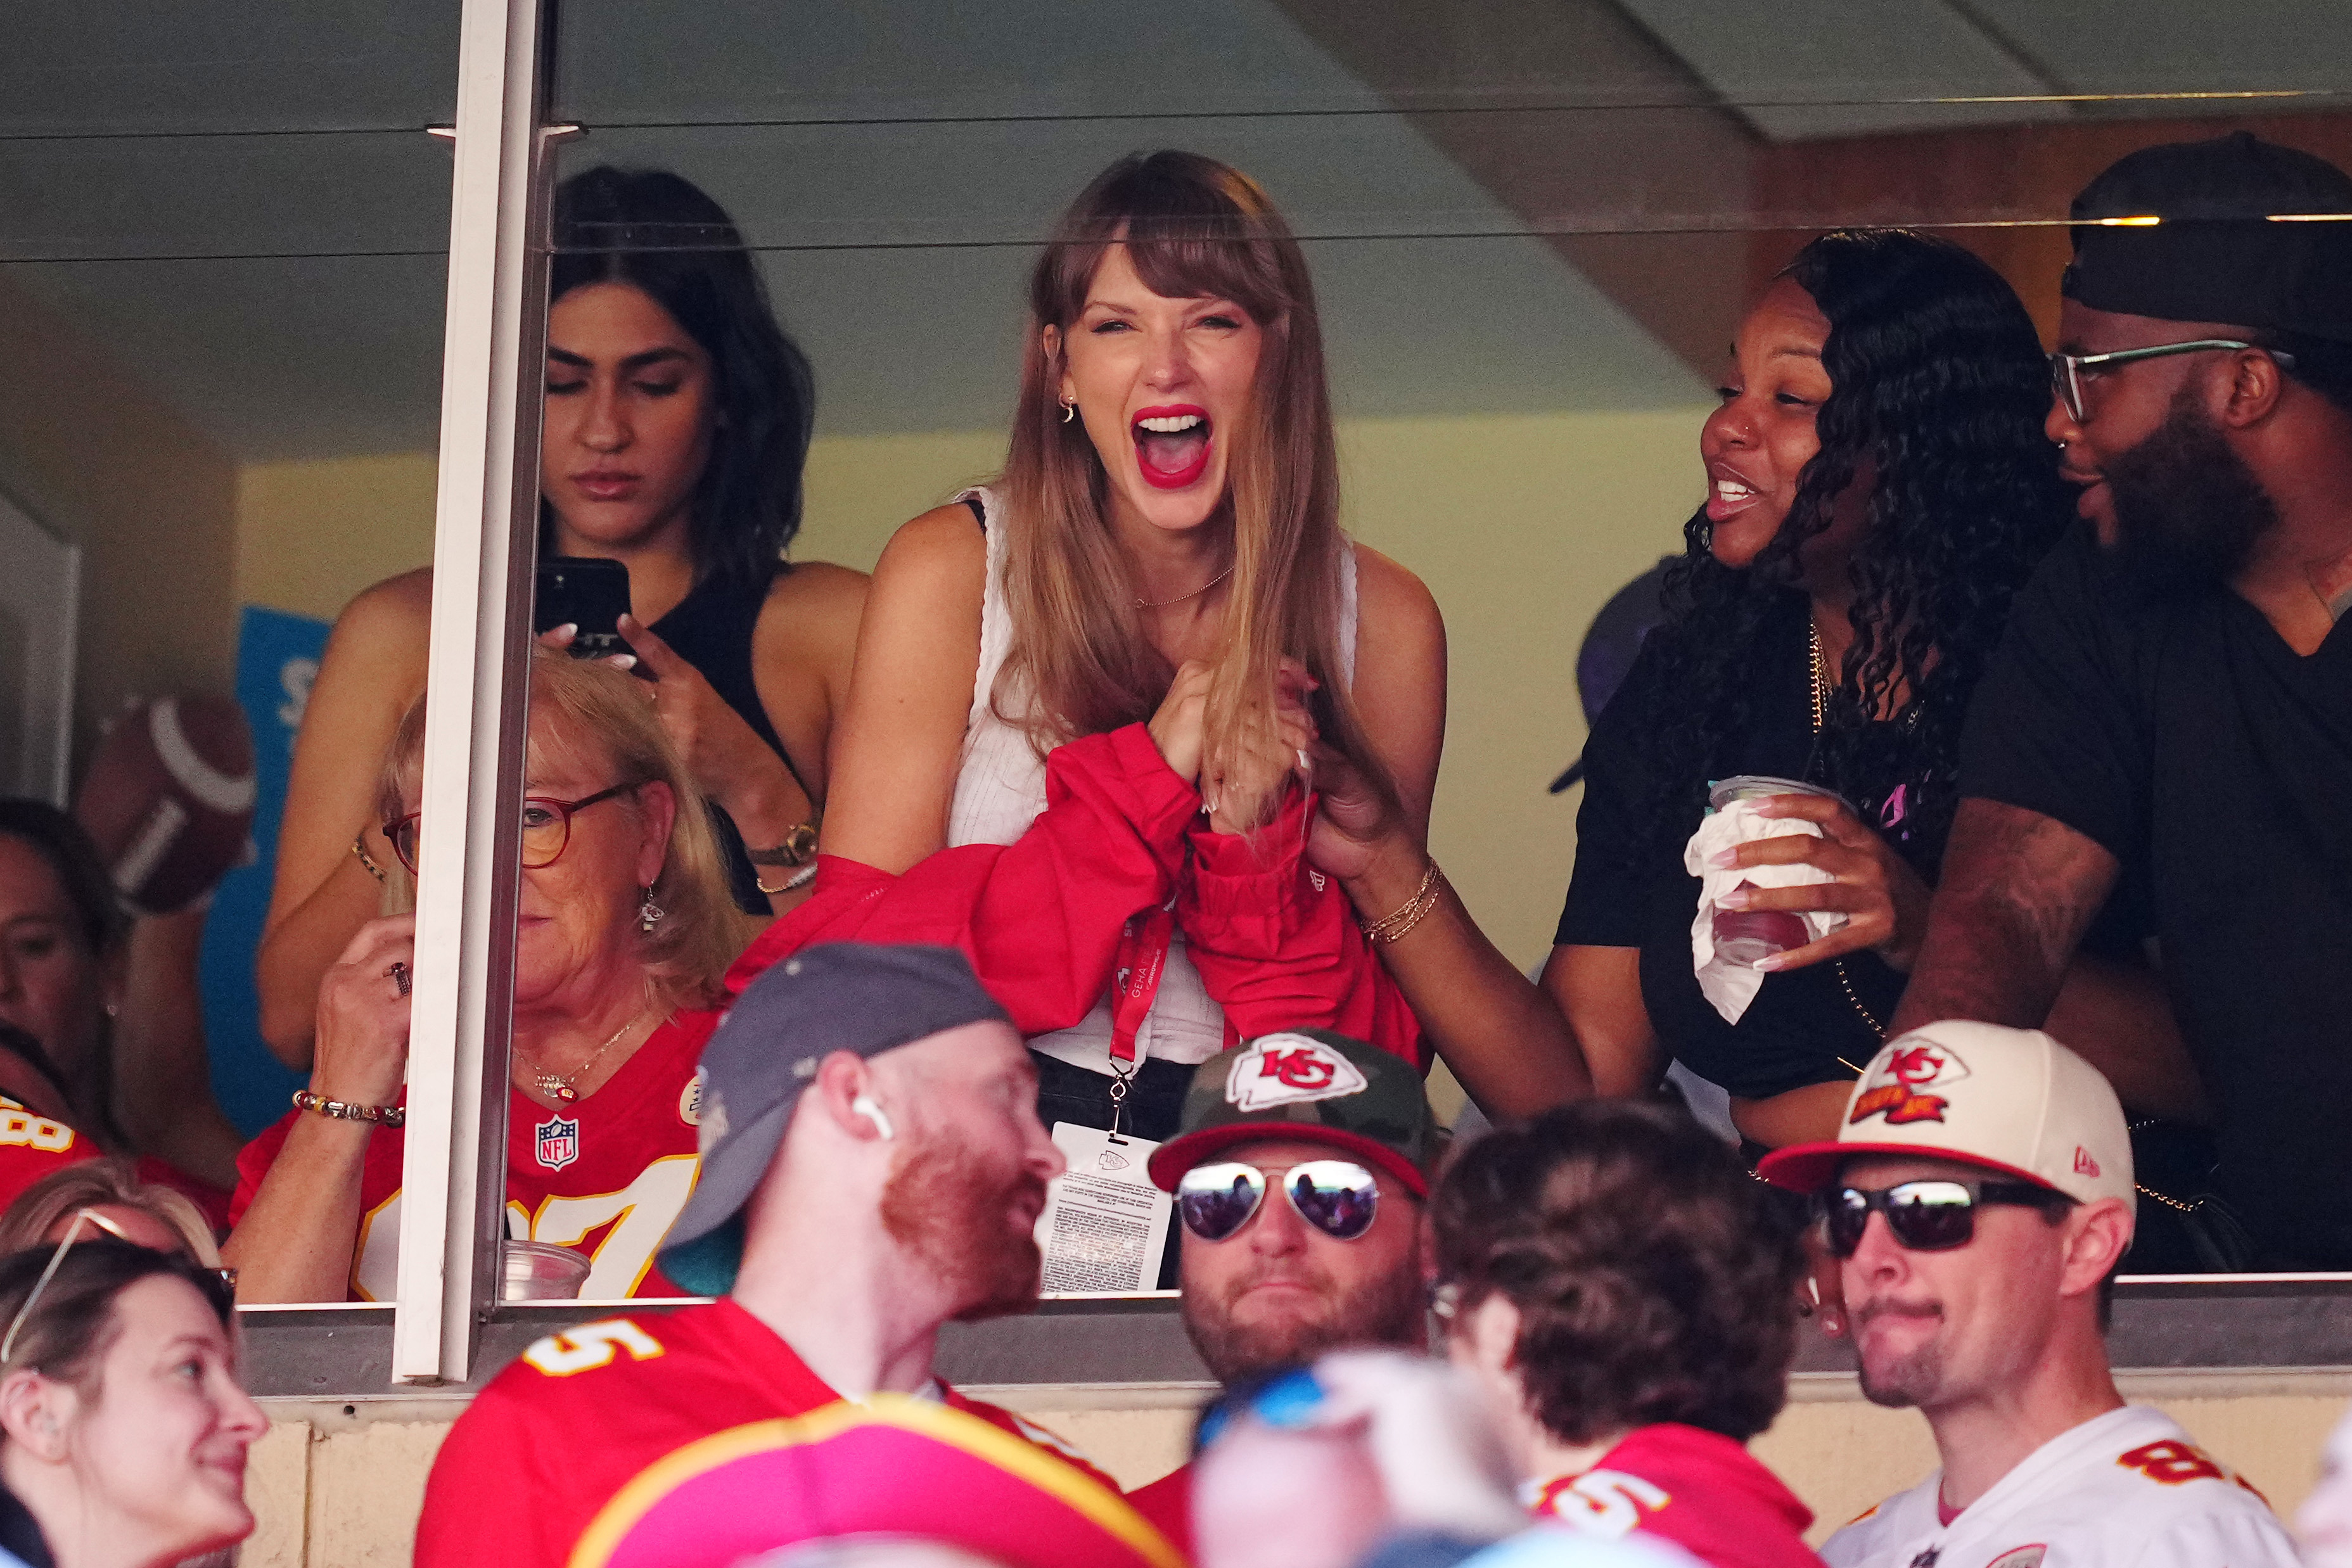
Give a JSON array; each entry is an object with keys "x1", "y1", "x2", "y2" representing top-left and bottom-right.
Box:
[
  {"x1": 0, "y1": 1097, "x2": 94, "y2": 1211},
  {"x1": 1127, "y1": 1461, "x2": 1193, "y2": 1558},
  {"x1": 230, "y1": 1009, "x2": 713, "y2": 1301},
  {"x1": 416, "y1": 1297, "x2": 1162, "y2": 1568},
  {"x1": 1529, "y1": 1423, "x2": 1822, "y2": 1568}
]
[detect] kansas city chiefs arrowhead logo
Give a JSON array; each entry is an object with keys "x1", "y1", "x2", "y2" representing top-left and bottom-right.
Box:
[
  {"x1": 1227, "y1": 1035, "x2": 1369, "y2": 1112},
  {"x1": 1849, "y1": 1042, "x2": 1971, "y2": 1127}
]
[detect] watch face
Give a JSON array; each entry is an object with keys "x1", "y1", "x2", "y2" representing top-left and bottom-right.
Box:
[{"x1": 751, "y1": 823, "x2": 820, "y2": 865}]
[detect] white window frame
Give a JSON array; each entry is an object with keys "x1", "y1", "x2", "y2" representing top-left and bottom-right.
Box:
[{"x1": 389, "y1": 0, "x2": 558, "y2": 1386}]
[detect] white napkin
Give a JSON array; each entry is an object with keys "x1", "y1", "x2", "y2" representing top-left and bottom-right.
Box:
[{"x1": 1684, "y1": 799, "x2": 1847, "y2": 1024}]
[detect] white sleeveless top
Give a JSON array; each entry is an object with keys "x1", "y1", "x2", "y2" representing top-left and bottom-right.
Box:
[{"x1": 947, "y1": 486, "x2": 1360, "y2": 1076}]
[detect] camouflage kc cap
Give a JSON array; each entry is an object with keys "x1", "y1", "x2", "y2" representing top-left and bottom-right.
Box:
[{"x1": 1146, "y1": 1030, "x2": 1438, "y2": 1197}]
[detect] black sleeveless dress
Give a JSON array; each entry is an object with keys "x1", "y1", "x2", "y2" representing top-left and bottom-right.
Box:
[{"x1": 648, "y1": 562, "x2": 812, "y2": 913}]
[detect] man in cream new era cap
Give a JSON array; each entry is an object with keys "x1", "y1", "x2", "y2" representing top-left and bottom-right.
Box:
[
  {"x1": 1756, "y1": 1018, "x2": 2134, "y2": 1211},
  {"x1": 1761, "y1": 1023, "x2": 2300, "y2": 1568}
]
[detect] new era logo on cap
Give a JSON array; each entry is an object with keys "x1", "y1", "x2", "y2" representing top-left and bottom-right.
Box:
[{"x1": 1226, "y1": 1034, "x2": 1369, "y2": 1112}]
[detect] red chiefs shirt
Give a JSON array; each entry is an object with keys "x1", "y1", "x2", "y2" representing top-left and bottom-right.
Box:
[
  {"x1": 0, "y1": 1097, "x2": 94, "y2": 1211},
  {"x1": 1127, "y1": 1462, "x2": 1193, "y2": 1558},
  {"x1": 230, "y1": 1009, "x2": 713, "y2": 1301},
  {"x1": 1529, "y1": 1423, "x2": 1822, "y2": 1568},
  {"x1": 415, "y1": 1297, "x2": 1142, "y2": 1568}
]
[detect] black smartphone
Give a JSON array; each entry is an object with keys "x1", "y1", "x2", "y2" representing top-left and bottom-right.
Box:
[{"x1": 534, "y1": 557, "x2": 632, "y2": 661}]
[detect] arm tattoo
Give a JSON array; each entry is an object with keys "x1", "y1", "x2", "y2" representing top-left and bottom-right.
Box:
[{"x1": 1890, "y1": 800, "x2": 2118, "y2": 1035}]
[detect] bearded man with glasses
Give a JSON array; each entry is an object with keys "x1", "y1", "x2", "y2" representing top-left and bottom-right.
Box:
[
  {"x1": 1123, "y1": 1030, "x2": 1438, "y2": 1557},
  {"x1": 1760, "y1": 1022, "x2": 2298, "y2": 1568},
  {"x1": 1893, "y1": 131, "x2": 2352, "y2": 1271}
]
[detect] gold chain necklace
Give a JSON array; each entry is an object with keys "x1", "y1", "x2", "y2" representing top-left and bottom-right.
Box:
[
  {"x1": 1808, "y1": 620, "x2": 1887, "y2": 1046},
  {"x1": 525, "y1": 1008, "x2": 650, "y2": 1104},
  {"x1": 1135, "y1": 561, "x2": 1233, "y2": 610}
]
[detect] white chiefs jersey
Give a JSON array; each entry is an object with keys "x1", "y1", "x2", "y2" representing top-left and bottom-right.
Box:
[{"x1": 1823, "y1": 1405, "x2": 2298, "y2": 1568}]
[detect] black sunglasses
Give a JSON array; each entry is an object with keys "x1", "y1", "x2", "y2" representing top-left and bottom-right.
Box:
[
  {"x1": 1175, "y1": 1159, "x2": 1381, "y2": 1243},
  {"x1": 1822, "y1": 1179, "x2": 2068, "y2": 1258}
]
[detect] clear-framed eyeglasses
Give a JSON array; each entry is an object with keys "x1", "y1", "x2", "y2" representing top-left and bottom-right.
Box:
[{"x1": 2048, "y1": 339, "x2": 2295, "y2": 424}]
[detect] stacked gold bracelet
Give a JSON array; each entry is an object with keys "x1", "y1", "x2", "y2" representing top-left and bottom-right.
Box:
[
  {"x1": 1360, "y1": 859, "x2": 1445, "y2": 945},
  {"x1": 293, "y1": 1090, "x2": 405, "y2": 1128}
]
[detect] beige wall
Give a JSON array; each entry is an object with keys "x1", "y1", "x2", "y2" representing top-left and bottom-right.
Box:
[
  {"x1": 235, "y1": 452, "x2": 442, "y2": 623},
  {"x1": 245, "y1": 1374, "x2": 2351, "y2": 1565},
  {"x1": 0, "y1": 275, "x2": 240, "y2": 762}
]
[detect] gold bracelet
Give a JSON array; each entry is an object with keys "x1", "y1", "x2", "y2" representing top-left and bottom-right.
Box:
[
  {"x1": 350, "y1": 835, "x2": 388, "y2": 884},
  {"x1": 292, "y1": 1089, "x2": 405, "y2": 1128},
  {"x1": 1360, "y1": 859, "x2": 1445, "y2": 944},
  {"x1": 755, "y1": 862, "x2": 820, "y2": 896},
  {"x1": 1373, "y1": 884, "x2": 1444, "y2": 945}
]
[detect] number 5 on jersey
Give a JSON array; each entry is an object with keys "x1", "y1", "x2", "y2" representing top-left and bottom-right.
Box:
[{"x1": 521, "y1": 1319, "x2": 666, "y2": 1378}]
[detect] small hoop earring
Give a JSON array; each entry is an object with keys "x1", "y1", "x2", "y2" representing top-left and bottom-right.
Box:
[
  {"x1": 638, "y1": 886, "x2": 666, "y2": 933},
  {"x1": 1059, "y1": 397, "x2": 1076, "y2": 425}
]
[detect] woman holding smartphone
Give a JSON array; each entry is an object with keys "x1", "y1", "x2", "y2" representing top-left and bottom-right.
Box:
[{"x1": 257, "y1": 167, "x2": 866, "y2": 1068}]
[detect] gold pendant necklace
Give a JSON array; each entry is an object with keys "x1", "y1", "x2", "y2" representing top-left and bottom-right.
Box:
[{"x1": 528, "y1": 1009, "x2": 649, "y2": 1104}]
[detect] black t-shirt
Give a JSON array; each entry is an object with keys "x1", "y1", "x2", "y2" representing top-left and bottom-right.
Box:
[
  {"x1": 1556, "y1": 593, "x2": 1905, "y2": 1099},
  {"x1": 1960, "y1": 525, "x2": 2352, "y2": 1268}
]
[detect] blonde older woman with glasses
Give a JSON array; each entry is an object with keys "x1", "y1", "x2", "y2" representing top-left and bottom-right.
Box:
[
  {"x1": 0, "y1": 1219, "x2": 265, "y2": 1568},
  {"x1": 224, "y1": 651, "x2": 751, "y2": 1303}
]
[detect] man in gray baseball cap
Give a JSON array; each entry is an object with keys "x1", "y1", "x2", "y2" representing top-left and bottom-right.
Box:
[{"x1": 416, "y1": 944, "x2": 1153, "y2": 1568}]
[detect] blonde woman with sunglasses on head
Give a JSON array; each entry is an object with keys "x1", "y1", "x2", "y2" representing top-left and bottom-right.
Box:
[
  {"x1": 223, "y1": 651, "x2": 752, "y2": 1303},
  {"x1": 0, "y1": 1218, "x2": 265, "y2": 1568}
]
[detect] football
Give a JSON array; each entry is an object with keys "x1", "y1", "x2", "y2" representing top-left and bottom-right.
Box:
[{"x1": 74, "y1": 694, "x2": 256, "y2": 917}]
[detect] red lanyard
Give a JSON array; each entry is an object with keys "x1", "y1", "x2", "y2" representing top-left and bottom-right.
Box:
[{"x1": 1108, "y1": 900, "x2": 1176, "y2": 1068}]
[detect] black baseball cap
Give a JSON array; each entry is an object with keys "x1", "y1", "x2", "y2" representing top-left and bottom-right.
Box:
[
  {"x1": 660, "y1": 943, "x2": 1011, "y2": 1296},
  {"x1": 1147, "y1": 1031, "x2": 1438, "y2": 1199},
  {"x1": 2063, "y1": 132, "x2": 2352, "y2": 343}
]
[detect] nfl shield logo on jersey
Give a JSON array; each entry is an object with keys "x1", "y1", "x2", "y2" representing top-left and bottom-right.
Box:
[
  {"x1": 1984, "y1": 1549, "x2": 2045, "y2": 1568},
  {"x1": 535, "y1": 1115, "x2": 580, "y2": 1171}
]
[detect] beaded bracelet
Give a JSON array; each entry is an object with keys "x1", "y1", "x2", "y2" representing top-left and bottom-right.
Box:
[{"x1": 293, "y1": 1090, "x2": 405, "y2": 1128}]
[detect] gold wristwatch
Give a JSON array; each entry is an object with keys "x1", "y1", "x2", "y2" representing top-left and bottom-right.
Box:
[{"x1": 746, "y1": 822, "x2": 819, "y2": 868}]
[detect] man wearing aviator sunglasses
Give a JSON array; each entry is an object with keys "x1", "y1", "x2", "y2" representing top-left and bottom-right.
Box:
[
  {"x1": 1124, "y1": 1030, "x2": 1440, "y2": 1557},
  {"x1": 1760, "y1": 1022, "x2": 2296, "y2": 1568}
]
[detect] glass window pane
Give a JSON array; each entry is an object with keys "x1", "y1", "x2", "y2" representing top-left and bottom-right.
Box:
[
  {"x1": 1, "y1": 1, "x2": 461, "y2": 1343},
  {"x1": 527, "y1": 0, "x2": 2352, "y2": 1326}
]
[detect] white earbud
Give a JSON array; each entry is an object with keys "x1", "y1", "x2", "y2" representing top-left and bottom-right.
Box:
[{"x1": 850, "y1": 1094, "x2": 895, "y2": 1142}]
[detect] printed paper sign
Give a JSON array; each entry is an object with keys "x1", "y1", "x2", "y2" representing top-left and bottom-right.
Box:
[{"x1": 1035, "y1": 1123, "x2": 1174, "y2": 1297}]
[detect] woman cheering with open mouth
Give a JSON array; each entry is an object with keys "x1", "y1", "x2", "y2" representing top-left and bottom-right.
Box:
[{"x1": 750, "y1": 151, "x2": 1472, "y2": 1138}]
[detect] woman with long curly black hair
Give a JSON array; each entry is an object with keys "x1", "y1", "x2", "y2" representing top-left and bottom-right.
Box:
[{"x1": 1537, "y1": 229, "x2": 2202, "y2": 1150}]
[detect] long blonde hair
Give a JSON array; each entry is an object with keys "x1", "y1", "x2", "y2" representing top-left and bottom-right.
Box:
[
  {"x1": 376, "y1": 649, "x2": 751, "y2": 1012},
  {"x1": 999, "y1": 150, "x2": 1396, "y2": 812}
]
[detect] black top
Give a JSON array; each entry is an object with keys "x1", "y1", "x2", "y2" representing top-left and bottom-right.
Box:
[
  {"x1": 648, "y1": 563, "x2": 810, "y2": 913},
  {"x1": 0, "y1": 1485, "x2": 52, "y2": 1568},
  {"x1": 1960, "y1": 525, "x2": 2352, "y2": 1268},
  {"x1": 1556, "y1": 594, "x2": 1908, "y2": 1098}
]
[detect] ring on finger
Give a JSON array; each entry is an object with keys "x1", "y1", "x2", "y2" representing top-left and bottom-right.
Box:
[{"x1": 389, "y1": 961, "x2": 412, "y2": 997}]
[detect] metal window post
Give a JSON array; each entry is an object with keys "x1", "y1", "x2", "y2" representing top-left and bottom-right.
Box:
[{"x1": 392, "y1": 0, "x2": 558, "y2": 1385}]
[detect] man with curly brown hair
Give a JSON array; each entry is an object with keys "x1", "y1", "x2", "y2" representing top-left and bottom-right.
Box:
[{"x1": 1435, "y1": 1099, "x2": 1821, "y2": 1568}]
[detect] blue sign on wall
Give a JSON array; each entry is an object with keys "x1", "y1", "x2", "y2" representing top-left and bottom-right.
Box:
[{"x1": 198, "y1": 606, "x2": 329, "y2": 1135}]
